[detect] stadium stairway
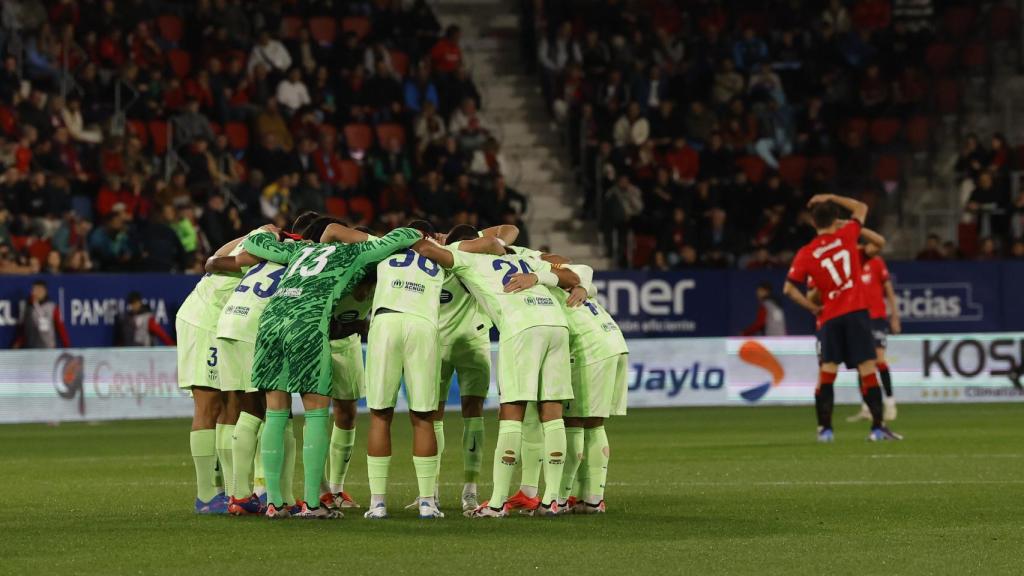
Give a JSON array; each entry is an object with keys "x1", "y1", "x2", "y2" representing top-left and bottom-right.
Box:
[{"x1": 435, "y1": 0, "x2": 612, "y2": 268}]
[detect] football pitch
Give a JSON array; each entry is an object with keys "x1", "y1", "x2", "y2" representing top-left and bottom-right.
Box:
[{"x1": 2, "y1": 404, "x2": 1022, "y2": 575}]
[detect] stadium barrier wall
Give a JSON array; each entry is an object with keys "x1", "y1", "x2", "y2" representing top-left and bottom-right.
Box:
[
  {"x1": 1, "y1": 263, "x2": 1021, "y2": 346},
  {"x1": 2, "y1": 333, "x2": 1022, "y2": 424}
]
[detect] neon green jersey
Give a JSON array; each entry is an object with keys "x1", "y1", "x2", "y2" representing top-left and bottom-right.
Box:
[
  {"x1": 371, "y1": 246, "x2": 445, "y2": 327},
  {"x1": 176, "y1": 237, "x2": 247, "y2": 331},
  {"x1": 217, "y1": 232, "x2": 286, "y2": 343},
  {"x1": 550, "y1": 287, "x2": 627, "y2": 363},
  {"x1": 447, "y1": 248, "x2": 567, "y2": 339},
  {"x1": 511, "y1": 245, "x2": 544, "y2": 260},
  {"x1": 332, "y1": 234, "x2": 377, "y2": 324}
]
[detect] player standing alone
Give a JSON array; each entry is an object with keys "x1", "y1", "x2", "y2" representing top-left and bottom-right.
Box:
[{"x1": 783, "y1": 194, "x2": 901, "y2": 442}]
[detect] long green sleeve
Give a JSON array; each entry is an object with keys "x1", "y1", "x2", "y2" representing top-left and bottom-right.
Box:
[
  {"x1": 352, "y1": 227, "x2": 423, "y2": 268},
  {"x1": 243, "y1": 233, "x2": 300, "y2": 265}
]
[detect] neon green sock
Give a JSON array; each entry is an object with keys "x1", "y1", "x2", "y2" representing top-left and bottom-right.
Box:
[
  {"x1": 540, "y1": 419, "x2": 566, "y2": 505},
  {"x1": 433, "y1": 420, "x2": 445, "y2": 495},
  {"x1": 519, "y1": 407, "x2": 543, "y2": 497},
  {"x1": 301, "y1": 408, "x2": 330, "y2": 507},
  {"x1": 190, "y1": 429, "x2": 218, "y2": 502},
  {"x1": 584, "y1": 426, "x2": 609, "y2": 504},
  {"x1": 215, "y1": 424, "x2": 235, "y2": 498},
  {"x1": 282, "y1": 419, "x2": 296, "y2": 505},
  {"x1": 462, "y1": 416, "x2": 484, "y2": 483},
  {"x1": 253, "y1": 421, "x2": 264, "y2": 494},
  {"x1": 367, "y1": 455, "x2": 391, "y2": 504},
  {"x1": 559, "y1": 426, "x2": 585, "y2": 502},
  {"x1": 413, "y1": 455, "x2": 440, "y2": 499},
  {"x1": 487, "y1": 419, "x2": 522, "y2": 508},
  {"x1": 259, "y1": 410, "x2": 289, "y2": 506},
  {"x1": 231, "y1": 412, "x2": 262, "y2": 498},
  {"x1": 328, "y1": 425, "x2": 356, "y2": 493}
]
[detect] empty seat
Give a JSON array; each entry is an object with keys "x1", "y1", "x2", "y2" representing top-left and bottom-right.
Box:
[
  {"x1": 874, "y1": 155, "x2": 903, "y2": 182},
  {"x1": 338, "y1": 159, "x2": 361, "y2": 188},
  {"x1": 167, "y1": 49, "x2": 191, "y2": 79},
  {"x1": 342, "y1": 16, "x2": 371, "y2": 39},
  {"x1": 280, "y1": 16, "x2": 304, "y2": 40},
  {"x1": 735, "y1": 155, "x2": 766, "y2": 184},
  {"x1": 157, "y1": 14, "x2": 183, "y2": 44},
  {"x1": 325, "y1": 197, "x2": 348, "y2": 218},
  {"x1": 869, "y1": 118, "x2": 902, "y2": 146},
  {"x1": 309, "y1": 16, "x2": 338, "y2": 45},
  {"x1": 375, "y1": 123, "x2": 406, "y2": 148},
  {"x1": 224, "y1": 122, "x2": 249, "y2": 151},
  {"x1": 344, "y1": 123, "x2": 373, "y2": 154},
  {"x1": 925, "y1": 43, "x2": 956, "y2": 74},
  {"x1": 148, "y1": 120, "x2": 169, "y2": 155},
  {"x1": 778, "y1": 155, "x2": 807, "y2": 188}
]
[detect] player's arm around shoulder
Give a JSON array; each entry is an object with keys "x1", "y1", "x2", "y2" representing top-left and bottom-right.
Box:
[
  {"x1": 354, "y1": 227, "x2": 424, "y2": 266},
  {"x1": 321, "y1": 223, "x2": 370, "y2": 244},
  {"x1": 412, "y1": 238, "x2": 455, "y2": 269},
  {"x1": 242, "y1": 228, "x2": 295, "y2": 264}
]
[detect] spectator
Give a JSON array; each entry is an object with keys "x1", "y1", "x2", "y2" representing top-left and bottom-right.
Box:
[
  {"x1": 404, "y1": 63, "x2": 440, "y2": 113},
  {"x1": 916, "y1": 233, "x2": 945, "y2": 260},
  {"x1": 684, "y1": 100, "x2": 716, "y2": 145},
  {"x1": 713, "y1": 58, "x2": 745, "y2": 106},
  {"x1": 13, "y1": 280, "x2": 70, "y2": 349},
  {"x1": 114, "y1": 291, "x2": 175, "y2": 346},
  {"x1": 139, "y1": 204, "x2": 188, "y2": 272},
  {"x1": 732, "y1": 27, "x2": 768, "y2": 71},
  {"x1": 741, "y1": 282, "x2": 787, "y2": 336},
  {"x1": 613, "y1": 101, "x2": 650, "y2": 148},
  {"x1": 292, "y1": 171, "x2": 327, "y2": 216},
  {"x1": 275, "y1": 67, "x2": 311, "y2": 114},
  {"x1": 603, "y1": 173, "x2": 643, "y2": 265},
  {"x1": 753, "y1": 100, "x2": 793, "y2": 170},
  {"x1": 430, "y1": 25, "x2": 462, "y2": 75},
  {"x1": 248, "y1": 30, "x2": 292, "y2": 76},
  {"x1": 469, "y1": 137, "x2": 506, "y2": 178},
  {"x1": 254, "y1": 97, "x2": 294, "y2": 152},
  {"x1": 448, "y1": 98, "x2": 492, "y2": 151},
  {"x1": 198, "y1": 193, "x2": 228, "y2": 250},
  {"x1": 172, "y1": 98, "x2": 216, "y2": 147}
]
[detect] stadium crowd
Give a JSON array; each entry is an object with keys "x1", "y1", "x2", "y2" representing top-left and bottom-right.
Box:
[
  {"x1": 0, "y1": 0, "x2": 529, "y2": 275},
  {"x1": 538, "y1": 0, "x2": 1019, "y2": 268}
]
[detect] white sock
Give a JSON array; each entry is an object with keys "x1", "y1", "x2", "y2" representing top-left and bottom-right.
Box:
[
  {"x1": 328, "y1": 482, "x2": 344, "y2": 494},
  {"x1": 520, "y1": 485, "x2": 538, "y2": 498},
  {"x1": 370, "y1": 494, "x2": 386, "y2": 507}
]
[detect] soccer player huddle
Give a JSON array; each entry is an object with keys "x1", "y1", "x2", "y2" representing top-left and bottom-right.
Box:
[
  {"x1": 175, "y1": 212, "x2": 628, "y2": 520},
  {"x1": 783, "y1": 194, "x2": 902, "y2": 442}
]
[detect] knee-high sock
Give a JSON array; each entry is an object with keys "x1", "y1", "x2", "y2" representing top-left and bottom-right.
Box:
[
  {"x1": 861, "y1": 372, "x2": 884, "y2": 427},
  {"x1": 462, "y1": 416, "x2": 485, "y2": 484},
  {"x1": 878, "y1": 362, "x2": 893, "y2": 397},
  {"x1": 573, "y1": 457, "x2": 588, "y2": 500},
  {"x1": 519, "y1": 407, "x2": 543, "y2": 497},
  {"x1": 328, "y1": 425, "x2": 356, "y2": 493},
  {"x1": 815, "y1": 371, "x2": 836, "y2": 429},
  {"x1": 231, "y1": 412, "x2": 262, "y2": 498},
  {"x1": 302, "y1": 408, "x2": 330, "y2": 506},
  {"x1": 367, "y1": 455, "x2": 391, "y2": 506},
  {"x1": 540, "y1": 419, "x2": 566, "y2": 505},
  {"x1": 259, "y1": 409, "x2": 289, "y2": 507},
  {"x1": 583, "y1": 426, "x2": 610, "y2": 505},
  {"x1": 190, "y1": 429, "x2": 218, "y2": 502},
  {"x1": 559, "y1": 426, "x2": 585, "y2": 502},
  {"x1": 488, "y1": 420, "x2": 522, "y2": 508},
  {"x1": 414, "y1": 455, "x2": 440, "y2": 499},
  {"x1": 281, "y1": 419, "x2": 297, "y2": 504},
  {"x1": 215, "y1": 424, "x2": 234, "y2": 498},
  {"x1": 433, "y1": 420, "x2": 445, "y2": 494}
]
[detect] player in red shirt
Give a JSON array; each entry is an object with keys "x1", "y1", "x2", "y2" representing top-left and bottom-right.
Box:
[
  {"x1": 783, "y1": 194, "x2": 901, "y2": 442},
  {"x1": 847, "y1": 240, "x2": 901, "y2": 423}
]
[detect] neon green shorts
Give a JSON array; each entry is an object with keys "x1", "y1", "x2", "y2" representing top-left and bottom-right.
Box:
[
  {"x1": 176, "y1": 318, "x2": 221, "y2": 390},
  {"x1": 330, "y1": 334, "x2": 366, "y2": 401},
  {"x1": 497, "y1": 326, "x2": 572, "y2": 404},
  {"x1": 216, "y1": 337, "x2": 257, "y2": 392},
  {"x1": 365, "y1": 313, "x2": 440, "y2": 412},
  {"x1": 566, "y1": 353, "x2": 629, "y2": 418},
  {"x1": 440, "y1": 334, "x2": 492, "y2": 400}
]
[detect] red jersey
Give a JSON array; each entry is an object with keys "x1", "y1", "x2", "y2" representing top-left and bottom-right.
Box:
[
  {"x1": 859, "y1": 253, "x2": 890, "y2": 319},
  {"x1": 787, "y1": 220, "x2": 868, "y2": 323}
]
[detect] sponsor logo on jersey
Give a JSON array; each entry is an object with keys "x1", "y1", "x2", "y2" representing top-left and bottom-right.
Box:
[
  {"x1": 440, "y1": 289, "x2": 453, "y2": 303},
  {"x1": 524, "y1": 296, "x2": 554, "y2": 306},
  {"x1": 224, "y1": 305, "x2": 250, "y2": 317},
  {"x1": 394, "y1": 281, "x2": 425, "y2": 294}
]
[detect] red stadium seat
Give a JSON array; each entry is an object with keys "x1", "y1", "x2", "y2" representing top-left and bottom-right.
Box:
[
  {"x1": 873, "y1": 155, "x2": 903, "y2": 182},
  {"x1": 318, "y1": 123, "x2": 338, "y2": 145},
  {"x1": 778, "y1": 155, "x2": 807, "y2": 188},
  {"x1": 126, "y1": 119, "x2": 148, "y2": 147},
  {"x1": 943, "y1": 5, "x2": 977, "y2": 41},
  {"x1": 347, "y1": 196, "x2": 375, "y2": 224},
  {"x1": 167, "y1": 49, "x2": 191, "y2": 79},
  {"x1": 905, "y1": 116, "x2": 931, "y2": 150},
  {"x1": 375, "y1": 123, "x2": 406, "y2": 148},
  {"x1": 10, "y1": 235, "x2": 28, "y2": 252},
  {"x1": 325, "y1": 197, "x2": 348, "y2": 218},
  {"x1": 338, "y1": 159, "x2": 361, "y2": 188},
  {"x1": 280, "y1": 16, "x2": 304, "y2": 40},
  {"x1": 925, "y1": 43, "x2": 956, "y2": 74},
  {"x1": 869, "y1": 118, "x2": 902, "y2": 146},
  {"x1": 934, "y1": 78, "x2": 960, "y2": 115},
  {"x1": 631, "y1": 234, "x2": 657, "y2": 269},
  {"x1": 148, "y1": 120, "x2": 169, "y2": 155},
  {"x1": 808, "y1": 156, "x2": 837, "y2": 180},
  {"x1": 225, "y1": 122, "x2": 249, "y2": 151},
  {"x1": 342, "y1": 16, "x2": 371, "y2": 39},
  {"x1": 27, "y1": 239, "x2": 51, "y2": 263},
  {"x1": 309, "y1": 16, "x2": 338, "y2": 45},
  {"x1": 209, "y1": 122, "x2": 222, "y2": 135},
  {"x1": 843, "y1": 117, "x2": 868, "y2": 141},
  {"x1": 961, "y1": 43, "x2": 988, "y2": 70},
  {"x1": 990, "y1": 5, "x2": 1019, "y2": 41},
  {"x1": 344, "y1": 123, "x2": 373, "y2": 154},
  {"x1": 389, "y1": 49, "x2": 410, "y2": 78},
  {"x1": 735, "y1": 155, "x2": 766, "y2": 183},
  {"x1": 157, "y1": 14, "x2": 183, "y2": 44},
  {"x1": 852, "y1": 0, "x2": 891, "y2": 31}
]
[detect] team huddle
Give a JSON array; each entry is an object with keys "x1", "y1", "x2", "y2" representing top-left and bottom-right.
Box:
[{"x1": 175, "y1": 211, "x2": 628, "y2": 519}]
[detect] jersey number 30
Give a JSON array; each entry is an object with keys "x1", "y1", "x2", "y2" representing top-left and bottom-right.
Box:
[{"x1": 388, "y1": 249, "x2": 440, "y2": 277}]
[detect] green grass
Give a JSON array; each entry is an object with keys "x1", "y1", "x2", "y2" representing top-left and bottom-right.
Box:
[{"x1": 1, "y1": 404, "x2": 1023, "y2": 575}]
